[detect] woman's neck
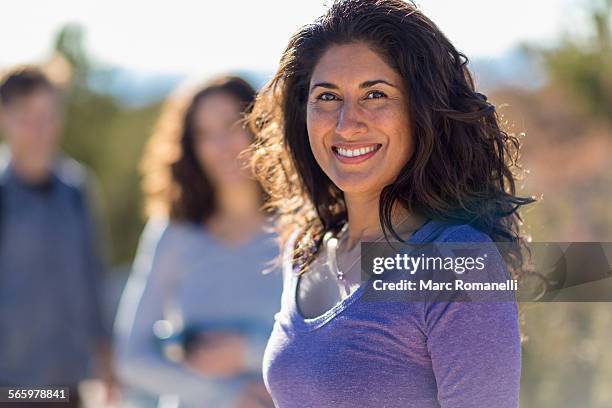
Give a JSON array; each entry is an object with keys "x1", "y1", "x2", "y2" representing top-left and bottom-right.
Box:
[
  {"x1": 215, "y1": 180, "x2": 261, "y2": 219},
  {"x1": 343, "y1": 190, "x2": 425, "y2": 251},
  {"x1": 206, "y1": 181, "x2": 263, "y2": 245}
]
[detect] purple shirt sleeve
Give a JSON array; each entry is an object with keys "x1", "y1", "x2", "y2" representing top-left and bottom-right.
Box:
[
  {"x1": 424, "y1": 225, "x2": 521, "y2": 408},
  {"x1": 425, "y1": 300, "x2": 521, "y2": 407}
]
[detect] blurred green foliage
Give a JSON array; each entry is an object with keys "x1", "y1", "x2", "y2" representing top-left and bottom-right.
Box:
[
  {"x1": 54, "y1": 24, "x2": 161, "y2": 264},
  {"x1": 543, "y1": 0, "x2": 612, "y2": 122}
]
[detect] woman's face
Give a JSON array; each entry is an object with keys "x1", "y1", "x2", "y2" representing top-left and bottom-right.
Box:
[
  {"x1": 306, "y1": 42, "x2": 413, "y2": 195},
  {"x1": 192, "y1": 92, "x2": 252, "y2": 187}
]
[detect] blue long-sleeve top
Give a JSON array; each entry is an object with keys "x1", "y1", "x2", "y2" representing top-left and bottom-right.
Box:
[{"x1": 113, "y1": 217, "x2": 283, "y2": 408}]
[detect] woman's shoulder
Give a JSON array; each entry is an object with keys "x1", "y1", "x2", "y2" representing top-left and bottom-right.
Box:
[
  {"x1": 139, "y1": 217, "x2": 169, "y2": 244},
  {"x1": 133, "y1": 218, "x2": 209, "y2": 279},
  {"x1": 158, "y1": 217, "x2": 210, "y2": 241},
  {"x1": 424, "y1": 220, "x2": 493, "y2": 244},
  {"x1": 139, "y1": 217, "x2": 202, "y2": 255},
  {"x1": 424, "y1": 221, "x2": 508, "y2": 278}
]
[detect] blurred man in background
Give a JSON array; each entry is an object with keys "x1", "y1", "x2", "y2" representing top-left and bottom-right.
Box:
[{"x1": 0, "y1": 67, "x2": 115, "y2": 407}]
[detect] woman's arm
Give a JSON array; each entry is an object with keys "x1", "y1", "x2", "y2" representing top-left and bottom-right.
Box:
[
  {"x1": 113, "y1": 218, "x2": 245, "y2": 407},
  {"x1": 425, "y1": 299, "x2": 521, "y2": 408},
  {"x1": 424, "y1": 225, "x2": 521, "y2": 408}
]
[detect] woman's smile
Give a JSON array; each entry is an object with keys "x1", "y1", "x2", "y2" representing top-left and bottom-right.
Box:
[{"x1": 331, "y1": 142, "x2": 382, "y2": 164}]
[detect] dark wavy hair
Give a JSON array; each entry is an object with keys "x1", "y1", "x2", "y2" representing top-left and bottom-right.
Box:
[
  {"x1": 249, "y1": 0, "x2": 535, "y2": 275},
  {"x1": 141, "y1": 75, "x2": 257, "y2": 223}
]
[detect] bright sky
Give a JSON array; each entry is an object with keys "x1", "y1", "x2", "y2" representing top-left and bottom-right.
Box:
[{"x1": 0, "y1": 0, "x2": 588, "y2": 77}]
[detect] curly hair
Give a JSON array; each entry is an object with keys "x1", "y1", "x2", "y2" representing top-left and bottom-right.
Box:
[
  {"x1": 141, "y1": 75, "x2": 257, "y2": 223},
  {"x1": 249, "y1": 0, "x2": 535, "y2": 275}
]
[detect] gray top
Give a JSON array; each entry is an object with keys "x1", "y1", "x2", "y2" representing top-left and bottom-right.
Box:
[
  {"x1": 0, "y1": 148, "x2": 110, "y2": 385},
  {"x1": 114, "y1": 217, "x2": 283, "y2": 408}
]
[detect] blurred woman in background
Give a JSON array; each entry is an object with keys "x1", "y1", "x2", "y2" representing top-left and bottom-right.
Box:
[{"x1": 114, "y1": 75, "x2": 280, "y2": 408}]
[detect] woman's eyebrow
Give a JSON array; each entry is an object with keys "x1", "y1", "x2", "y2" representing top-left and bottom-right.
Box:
[
  {"x1": 309, "y1": 79, "x2": 398, "y2": 94},
  {"x1": 360, "y1": 79, "x2": 398, "y2": 89},
  {"x1": 309, "y1": 82, "x2": 339, "y2": 93}
]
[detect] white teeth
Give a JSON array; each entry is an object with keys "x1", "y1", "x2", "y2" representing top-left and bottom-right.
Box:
[{"x1": 336, "y1": 145, "x2": 378, "y2": 158}]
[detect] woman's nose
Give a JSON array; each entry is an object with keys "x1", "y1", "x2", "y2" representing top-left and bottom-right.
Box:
[{"x1": 335, "y1": 100, "x2": 367, "y2": 138}]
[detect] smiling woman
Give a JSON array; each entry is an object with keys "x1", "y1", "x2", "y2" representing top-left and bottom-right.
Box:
[
  {"x1": 306, "y1": 42, "x2": 412, "y2": 194},
  {"x1": 248, "y1": 0, "x2": 534, "y2": 407}
]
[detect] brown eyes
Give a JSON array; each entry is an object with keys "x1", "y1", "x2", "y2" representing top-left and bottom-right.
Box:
[
  {"x1": 315, "y1": 90, "x2": 388, "y2": 102},
  {"x1": 316, "y1": 92, "x2": 338, "y2": 101},
  {"x1": 366, "y1": 90, "x2": 387, "y2": 99}
]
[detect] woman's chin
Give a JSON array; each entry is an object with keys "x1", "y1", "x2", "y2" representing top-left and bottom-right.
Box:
[{"x1": 331, "y1": 173, "x2": 385, "y2": 196}]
